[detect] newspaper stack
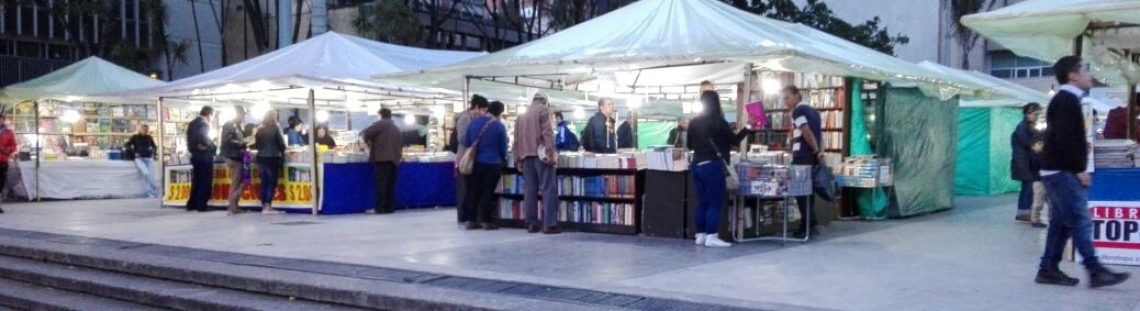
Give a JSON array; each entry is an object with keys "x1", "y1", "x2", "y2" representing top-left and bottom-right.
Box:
[{"x1": 1093, "y1": 140, "x2": 1136, "y2": 168}]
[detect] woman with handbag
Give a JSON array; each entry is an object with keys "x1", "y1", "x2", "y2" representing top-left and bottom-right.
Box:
[
  {"x1": 688, "y1": 91, "x2": 752, "y2": 247},
  {"x1": 461, "y1": 101, "x2": 509, "y2": 230}
]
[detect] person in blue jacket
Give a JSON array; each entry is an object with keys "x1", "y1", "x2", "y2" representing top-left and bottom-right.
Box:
[{"x1": 554, "y1": 112, "x2": 580, "y2": 152}]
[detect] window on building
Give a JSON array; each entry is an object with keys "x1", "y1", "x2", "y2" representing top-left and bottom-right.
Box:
[
  {"x1": 17, "y1": 41, "x2": 41, "y2": 57},
  {"x1": 2, "y1": 6, "x2": 16, "y2": 34},
  {"x1": 990, "y1": 51, "x2": 1053, "y2": 79},
  {"x1": 36, "y1": 4, "x2": 49, "y2": 37},
  {"x1": 0, "y1": 40, "x2": 12, "y2": 56},
  {"x1": 20, "y1": 6, "x2": 34, "y2": 35}
]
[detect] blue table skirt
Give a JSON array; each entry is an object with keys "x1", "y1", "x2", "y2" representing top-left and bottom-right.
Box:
[
  {"x1": 320, "y1": 162, "x2": 456, "y2": 215},
  {"x1": 395, "y1": 162, "x2": 457, "y2": 209},
  {"x1": 321, "y1": 163, "x2": 377, "y2": 215},
  {"x1": 1090, "y1": 168, "x2": 1140, "y2": 201}
]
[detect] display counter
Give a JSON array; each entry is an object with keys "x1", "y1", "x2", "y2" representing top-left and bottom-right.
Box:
[
  {"x1": 1089, "y1": 168, "x2": 1140, "y2": 266},
  {"x1": 160, "y1": 158, "x2": 456, "y2": 214},
  {"x1": 19, "y1": 160, "x2": 153, "y2": 200}
]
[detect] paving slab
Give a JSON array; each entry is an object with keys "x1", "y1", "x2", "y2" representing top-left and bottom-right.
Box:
[{"x1": 1, "y1": 196, "x2": 1139, "y2": 310}]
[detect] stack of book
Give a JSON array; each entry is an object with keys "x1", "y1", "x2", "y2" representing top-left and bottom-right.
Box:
[{"x1": 1094, "y1": 140, "x2": 1136, "y2": 168}]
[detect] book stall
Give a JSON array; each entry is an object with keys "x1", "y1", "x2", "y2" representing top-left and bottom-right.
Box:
[
  {"x1": 0, "y1": 57, "x2": 167, "y2": 200},
  {"x1": 98, "y1": 32, "x2": 483, "y2": 214},
  {"x1": 381, "y1": 0, "x2": 980, "y2": 239},
  {"x1": 1087, "y1": 140, "x2": 1140, "y2": 266}
]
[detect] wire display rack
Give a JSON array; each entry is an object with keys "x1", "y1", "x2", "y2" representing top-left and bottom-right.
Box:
[{"x1": 731, "y1": 164, "x2": 814, "y2": 245}]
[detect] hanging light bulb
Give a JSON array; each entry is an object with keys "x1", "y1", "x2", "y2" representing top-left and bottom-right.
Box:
[
  {"x1": 315, "y1": 110, "x2": 330, "y2": 123},
  {"x1": 573, "y1": 107, "x2": 586, "y2": 119},
  {"x1": 404, "y1": 114, "x2": 417, "y2": 125},
  {"x1": 59, "y1": 110, "x2": 82, "y2": 123}
]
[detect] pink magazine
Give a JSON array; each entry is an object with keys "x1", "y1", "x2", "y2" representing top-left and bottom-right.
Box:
[{"x1": 745, "y1": 101, "x2": 769, "y2": 129}]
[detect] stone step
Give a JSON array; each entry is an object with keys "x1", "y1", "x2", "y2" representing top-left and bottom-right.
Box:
[
  {"x1": 0, "y1": 236, "x2": 609, "y2": 311},
  {"x1": 0, "y1": 255, "x2": 373, "y2": 311},
  {"x1": 0, "y1": 278, "x2": 170, "y2": 311}
]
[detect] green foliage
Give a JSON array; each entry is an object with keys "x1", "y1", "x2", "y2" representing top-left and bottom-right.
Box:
[
  {"x1": 723, "y1": 0, "x2": 910, "y2": 56},
  {"x1": 352, "y1": 0, "x2": 423, "y2": 47}
]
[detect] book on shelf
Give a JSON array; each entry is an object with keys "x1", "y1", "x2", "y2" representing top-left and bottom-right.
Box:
[{"x1": 560, "y1": 201, "x2": 634, "y2": 226}]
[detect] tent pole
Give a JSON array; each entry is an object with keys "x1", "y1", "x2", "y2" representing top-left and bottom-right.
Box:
[
  {"x1": 738, "y1": 64, "x2": 754, "y2": 153},
  {"x1": 1129, "y1": 84, "x2": 1138, "y2": 140},
  {"x1": 157, "y1": 97, "x2": 165, "y2": 207},
  {"x1": 308, "y1": 89, "x2": 319, "y2": 215},
  {"x1": 1073, "y1": 34, "x2": 1083, "y2": 57},
  {"x1": 34, "y1": 100, "x2": 40, "y2": 202}
]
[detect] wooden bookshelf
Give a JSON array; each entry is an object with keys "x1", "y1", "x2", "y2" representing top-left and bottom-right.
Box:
[{"x1": 495, "y1": 166, "x2": 643, "y2": 235}]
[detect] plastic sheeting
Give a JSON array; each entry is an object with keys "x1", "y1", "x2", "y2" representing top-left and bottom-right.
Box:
[
  {"x1": 917, "y1": 61, "x2": 1051, "y2": 107},
  {"x1": 385, "y1": 0, "x2": 972, "y2": 95},
  {"x1": 18, "y1": 160, "x2": 151, "y2": 200},
  {"x1": 955, "y1": 108, "x2": 1022, "y2": 196},
  {"x1": 100, "y1": 32, "x2": 484, "y2": 104},
  {"x1": 881, "y1": 88, "x2": 957, "y2": 217},
  {"x1": 638, "y1": 121, "x2": 676, "y2": 150},
  {"x1": 962, "y1": 0, "x2": 1140, "y2": 86},
  {"x1": 0, "y1": 57, "x2": 165, "y2": 104}
]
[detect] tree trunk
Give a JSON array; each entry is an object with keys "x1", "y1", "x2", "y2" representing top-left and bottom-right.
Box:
[
  {"x1": 292, "y1": 0, "x2": 304, "y2": 43},
  {"x1": 190, "y1": 0, "x2": 205, "y2": 73}
]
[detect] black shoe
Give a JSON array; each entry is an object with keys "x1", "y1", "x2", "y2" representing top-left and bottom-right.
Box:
[
  {"x1": 465, "y1": 222, "x2": 482, "y2": 230},
  {"x1": 1035, "y1": 269, "x2": 1079, "y2": 286},
  {"x1": 1015, "y1": 214, "x2": 1032, "y2": 223},
  {"x1": 527, "y1": 225, "x2": 541, "y2": 233},
  {"x1": 0, "y1": 207, "x2": 5, "y2": 214},
  {"x1": 1031, "y1": 222, "x2": 1048, "y2": 228},
  {"x1": 542, "y1": 227, "x2": 562, "y2": 235},
  {"x1": 482, "y1": 223, "x2": 499, "y2": 230},
  {"x1": 1089, "y1": 269, "x2": 1130, "y2": 289}
]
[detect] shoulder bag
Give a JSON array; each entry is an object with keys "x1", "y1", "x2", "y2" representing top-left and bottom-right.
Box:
[
  {"x1": 457, "y1": 120, "x2": 496, "y2": 175},
  {"x1": 708, "y1": 137, "x2": 740, "y2": 192}
]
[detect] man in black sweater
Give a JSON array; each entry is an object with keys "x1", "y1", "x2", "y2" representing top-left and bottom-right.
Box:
[{"x1": 1035, "y1": 56, "x2": 1129, "y2": 288}]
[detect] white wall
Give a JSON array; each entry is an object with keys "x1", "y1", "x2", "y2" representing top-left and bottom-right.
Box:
[{"x1": 162, "y1": 0, "x2": 225, "y2": 80}]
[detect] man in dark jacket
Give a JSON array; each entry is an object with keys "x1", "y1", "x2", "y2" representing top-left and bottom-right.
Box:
[
  {"x1": 186, "y1": 106, "x2": 216, "y2": 212},
  {"x1": 667, "y1": 118, "x2": 690, "y2": 148},
  {"x1": 581, "y1": 98, "x2": 617, "y2": 153},
  {"x1": 554, "y1": 112, "x2": 580, "y2": 152},
  {"x1": 1034, "y1": 56, "x2": 1129, "y2": 288},
  {"x1": 1011, "y1": 103, "x2": 1042, "y2": 223},
  {"x1": 127, "y1": 124, "x2": 158, "y2": 198},
  {"x1": 221, "y1": 106, "x2": 248, "y2": 214},
  {"x1": 362, "y1": 108, "x2": 404, "y2": 214}
]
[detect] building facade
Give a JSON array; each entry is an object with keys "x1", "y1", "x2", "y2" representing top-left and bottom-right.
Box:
[{"x1": 0, "y1": 0, "x2": 223, "y2": 86}]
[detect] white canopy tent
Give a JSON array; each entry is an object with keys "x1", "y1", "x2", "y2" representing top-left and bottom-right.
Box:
[
  {"x1": 380, "y1": 0, "x2": 977, "y2": 118},
  {"x1": 97, "y1": 31, "x2": 485, "y2": 213},
  {"x1": 916, "y1": 61, "x2": 1051, "y2": 108},
  {"x1": 1, "y1": 56, "x2": 166, "y2": 104},
  {"x1": 962, "y1": 0, "x2": 1140, "y2": 138},
  {"x1": 962, "y1": 0, "x2": 1140, "y2": 86},
  {"x1": 101, "y1": 32, "x2": 485, "y2": 111}
]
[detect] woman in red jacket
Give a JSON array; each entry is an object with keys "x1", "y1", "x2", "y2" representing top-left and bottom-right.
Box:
[{"x1": 0, "y1": 113, "x2": 18, "y2": 214}]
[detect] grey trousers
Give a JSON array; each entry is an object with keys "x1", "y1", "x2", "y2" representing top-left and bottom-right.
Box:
[{"x1": 521, "y1": 157, "x2": 559, "y2": 228}]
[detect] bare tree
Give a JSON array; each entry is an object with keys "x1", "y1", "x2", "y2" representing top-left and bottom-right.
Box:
[{"x1": 947, "y1": 0, "x2": 1000, "y2": 69}]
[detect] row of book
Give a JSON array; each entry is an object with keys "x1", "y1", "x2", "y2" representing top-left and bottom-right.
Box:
[
  {"x1": 555, "y1": 153, "x2": 644, "y2": 170},
  {"x1": 805, "y1": 89, "x2": 843, "y2": 109},
  {"x1": 497, "y1": 199, "x2": 636, "y2": 226},
  {"x1": 763, "y1": 109, "x2": 843, "y2": 129},
  {"x1": 498, "y1": 174, "x2": 635, "y2": 199}
]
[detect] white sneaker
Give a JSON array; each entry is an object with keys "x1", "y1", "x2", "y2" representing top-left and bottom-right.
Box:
[
  {"x1": 704, "y1": 234, "x2": 732, "y2": 247},
  {"x1": 694, "y1": 233, "x2": 707, "y2": 245}
]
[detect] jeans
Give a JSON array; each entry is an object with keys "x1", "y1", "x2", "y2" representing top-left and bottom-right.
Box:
[
  {"x1": 464, "y1": 163, "x2": 503, "y2": 224},
  {"x1": 134, "y1": 157, "x2": 159, "y2": 198},
  {"x1": 1039, "y1": 172, "x2": 1101, "y2": 271},
  {"x1": 256, "y1": 157, "x2": 283, "y2": 206},
  {"x1": 521, "y1": 157, "x2": 558, "y2": 228},
  {"x1": 187, "y1": 155, "x2": 214, "y2": 211},
  {"x1": 691, "y1": 161, "x2": 725, "y2": 234},
  {"x1": 374, "y1": 162, "x2": 398, "y2": 213},
  {"x1": 1018, "y1": 181, "x2": 1034, "y2": 212},
  {"x1": 792, "y1": 157, "x2": 818, "y2": 232}
]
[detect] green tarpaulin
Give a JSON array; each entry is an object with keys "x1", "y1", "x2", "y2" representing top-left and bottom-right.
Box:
[
  {"x1": 955, "y1": 107, "x2": 1022, "y2": 196},
  {"x1": 880, "y1": 87, "x2": 958, "y2": 217}
]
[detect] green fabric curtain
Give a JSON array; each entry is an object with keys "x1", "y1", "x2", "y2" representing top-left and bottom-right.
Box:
[
  {"x1": 881, "y1": 87, "x2": 958, "y2": 218},
  {"x1": 638, "y1": 121, "x2": 675, "y2": 150},
  {"x1": 955, "y1": 107, "x2": 1021, "y2": 196},
  {"x1": 849, "y1": 79, "x2": 871, "y2": 156}
]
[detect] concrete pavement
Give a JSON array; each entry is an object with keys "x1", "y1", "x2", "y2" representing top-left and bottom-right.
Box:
[{"x1": 1, "y1": 196, "x2": 1138, "y2": 311}]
